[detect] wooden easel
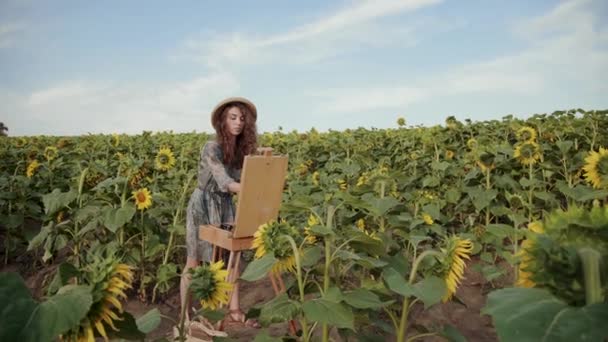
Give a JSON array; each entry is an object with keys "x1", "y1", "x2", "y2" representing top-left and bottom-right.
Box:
[{"x1": 198, "y1": 147, "x2": 296, "y2": 333}]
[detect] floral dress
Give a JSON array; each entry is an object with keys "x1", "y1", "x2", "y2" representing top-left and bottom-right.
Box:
[{"x1": 186, "y1": 141, "x2": 241, "y2": 262}]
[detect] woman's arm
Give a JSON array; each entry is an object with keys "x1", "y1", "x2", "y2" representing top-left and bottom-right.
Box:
[{"x1": 227, "y1": 182, "x2": 242, "y2": 193}]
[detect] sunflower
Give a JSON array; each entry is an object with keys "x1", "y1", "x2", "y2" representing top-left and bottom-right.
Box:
[
  {"x1": 62, "y1": 262, "x2": 133, "y2": 342},
  {"x1": 44, "y1": 146, "x2": 59, "y2": 161},
  {"x1": 356, "y1": 218, "x2": 366, "y2": 231},
  {"x1": 516, "y1": 221, "x2": 544, "y2": 288},
  {"x1": 440, "y1": 236, "x2": 473, "y2": 302},
  {"x1": 337, "y1": 179, "x2": 347, "y2": 191},
  {"x1": 15, "y1": 137, "x2": 27, "y2": 148},
  {"x1": 466, "y1": 138, "x2": 478, "y2": 150},
  {"x1": 295, "y1": 163, "x2": 309, "y2": 176},
  {"x1": 312, "y1": 171, "x2": 320, "y2": 186},
  {"x1": 476, "y1": 151, "x2": 495, "y2": 173},
  {"x1": 420, "y1": 213, "x2": 433, "y2": 225},
  {"x1": 304, "y1": 214, "x2": 320, "y2": 244},
  {"x1": 110, "y1": 133, "x2": 120, "y2": 148},
  {"x1": 26, "y1": 160, "x2": 40, "y2": 178},
  {"x1": 514, "y1": 141, "x2": 541, "y2": 166},
  {"x1": 357, "y1": 172, "x2": 370, "y2": 187},
  {"x1": 154, "y1": 146, "x2": 176, "y2": 171},
  {"x1": 132, "y1": 188, "x2": 152, "y2": 210},
  {"x1": 445, "y1": 150, "x2": 455, "y2": 160},
  {"x1": 189, "y1": 260, "x2": 233, "y2": 310},
  {"x1": 582, "y1": 147, "x2": 608, "y2": 189},
  {"x1": 516, "y1": 126, "x2": 537, "y2": 143},
  {"x1": 397, "y1": 117, "x2": 406, "y2": 127},
  {"x1": 252, "y1": 220, "x2": 301, "y2": 274}
]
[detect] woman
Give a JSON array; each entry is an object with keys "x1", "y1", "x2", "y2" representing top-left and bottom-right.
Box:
[{"x1": 181, "y1": 96, "x2": 261, "y2": 329}]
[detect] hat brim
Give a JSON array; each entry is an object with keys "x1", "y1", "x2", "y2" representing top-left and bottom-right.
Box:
[{"x1": 211, "y1": 97, "x2": 257, "y2": 130}]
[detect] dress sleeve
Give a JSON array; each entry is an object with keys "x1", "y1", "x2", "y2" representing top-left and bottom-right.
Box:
[{"x1": 201, "y1": 142, "x2": 235, "y2": 193}]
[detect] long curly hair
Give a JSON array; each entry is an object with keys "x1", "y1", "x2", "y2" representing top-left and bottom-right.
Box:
[{"x1": 215, "y1": 103, "x2": 258, "y2": 168}]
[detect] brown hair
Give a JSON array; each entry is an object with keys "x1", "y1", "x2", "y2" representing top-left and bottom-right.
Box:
[{"x1": 215, "y1": 102, "x2": 258, "y2": 168}]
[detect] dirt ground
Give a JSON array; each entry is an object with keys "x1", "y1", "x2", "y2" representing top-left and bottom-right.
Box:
[{"x1": 3, "y1": 250, "x2": 508, "y2": 342}]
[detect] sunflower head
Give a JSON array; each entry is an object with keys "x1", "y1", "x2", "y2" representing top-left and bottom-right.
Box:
[
  {"x1": 476, "y1": 151, "x2": 496, "y2": 173},
  {"x1": 110, "y1": 133, "x2": 120, "y2": 148},
  {"x1": 439, "y1": 236, "x2": 473, "y2": 302},
  {"x1": 154, "y1": 146, "x2": 176, "y2": 172},
  {"x1": 252, "y1": 220, "x2": 301, "y2": 274},
  {"x1": 397, "y1": 117, "x2": 406, "y2": 127},
  {"x1": 445, "y1": 116, "x2": 459, "y2": 129},
  {"x1": 26, "y1": 160, "x2": 40, "y2": 178},
  {"x1": 132, "y1": 188, "x2": 152, "y2": 210},
  {"x1": 304, "y1": 214, "x2": 320, "y2": 244},
  {"x1": 466, "y1": 138, "x2": 478, "y2": 150},
  {"x1": 44, "y1": 146, "x2": 59, "y2": 161},
  {"x1": 337, "y1": 179, "x2": 347, "y2": 191},
  {"x1": 356, "y1": 218, "x2": 366, "y2": 231},
  {"x1": 516, "y1": 126, "x2": 537, "y2": 143},
  {"x1": 15, "y1": 137, "x2": 27, "y2": 148},
  {"x1": 516, "y1": 206, "x2": 608, "y2": 306},
  {"x1": 189, "y1": 261, "x2": 233, "y2": 310},
  {"x1": 445, "y1": 150, "x2": 455, "y2": 160},
  {"x1": 422, "y1": 213, "x2": 434, "y2": 225},
  {"x1": 583, "y1": 147, "x2": 608, "y2": 189},
  {"x1": 514, "y1": 141, "x2": 542, "y2": 166},
  {"x1": 312, "y1": 171, "x2": 320, "y2": 186},
  {"x1": 62, "y1": 258, "x2": 133, "y2": 342}
]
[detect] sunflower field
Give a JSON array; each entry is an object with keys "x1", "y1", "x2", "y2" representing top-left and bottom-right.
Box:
[{"x1": 1, "y1": 109, "x2": 607, "y2": 341}]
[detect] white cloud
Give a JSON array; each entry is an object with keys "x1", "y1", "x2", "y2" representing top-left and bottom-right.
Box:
[
  {"x1": 0, "y1": 22, "x2": 25, "y2": 48},
  {"x1": 4, "y1": 73, "x2": 241, "y2": 136},
  {"x1": 311, "y1": 0, "x2": 607, "y2": 115},
  {"x1": 176, "y1": 0, "x2": 442, "y2": 68}
]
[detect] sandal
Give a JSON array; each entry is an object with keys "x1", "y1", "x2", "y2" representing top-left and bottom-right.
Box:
[
  {"x1": 174, "y1": 318, "x2": 227, "y2": 342},
  {"x1": 223, "y1": 309, "x2": 262, "y2": 329}
]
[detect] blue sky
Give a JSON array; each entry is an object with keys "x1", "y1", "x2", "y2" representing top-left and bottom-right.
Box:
[{"x1": 1, "y1": 0, "x2": 607, "y2": 136}]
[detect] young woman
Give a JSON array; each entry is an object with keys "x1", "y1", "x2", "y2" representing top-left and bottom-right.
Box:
[{"x1": 181, "y1": 97, "x2": 261, "y2": 329}]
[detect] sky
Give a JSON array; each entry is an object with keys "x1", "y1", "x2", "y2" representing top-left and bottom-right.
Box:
[{"x1": 1, "y1": 0, "x2": 607, "y2": 136}]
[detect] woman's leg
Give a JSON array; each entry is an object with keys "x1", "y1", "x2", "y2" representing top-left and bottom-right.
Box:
[{"x1": 180, "y1": 256, "x2": 200, "y2": 322}]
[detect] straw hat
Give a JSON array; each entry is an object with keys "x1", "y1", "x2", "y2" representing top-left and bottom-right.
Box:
[{"x1": 211, "y1": 97, "x2": 257, "y2": 131}]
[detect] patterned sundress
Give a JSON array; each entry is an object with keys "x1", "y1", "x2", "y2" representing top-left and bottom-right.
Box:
[{"x1": 186, "y1": 141, "x2": 241, "y2": 262}]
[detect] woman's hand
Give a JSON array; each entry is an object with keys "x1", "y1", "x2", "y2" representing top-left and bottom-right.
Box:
[{"x1": 227, "y1": 182, "x2": 242, "y2": 193}]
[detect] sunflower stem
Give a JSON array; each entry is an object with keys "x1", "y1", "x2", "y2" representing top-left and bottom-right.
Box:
[
  {"x1": 322, "y1": 205, "x2": 335, "y2": 342},
  {"x1": 397, "y1": 250, "x2": 442, "y2": 342},
  {"x1": 283, "y1": 235, "x2": 309, "y2": 341},
  {"x1": 578, "y1": 247, "x2": 603, "y2": 305}
]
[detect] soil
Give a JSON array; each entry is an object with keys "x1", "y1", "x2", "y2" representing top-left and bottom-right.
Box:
[{"x1": 2, "y1": 253, "x2": 509, "y2": 342}]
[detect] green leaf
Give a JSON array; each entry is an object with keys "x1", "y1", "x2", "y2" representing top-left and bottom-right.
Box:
[
  {"x1": 310, "y1": 224, "x2": 334, "y2": 236},
  {"x1": 467, "y1": 188, "x2": 497, "y2": 212},
  {"x1": 27, "y1": 223, "x2": 52, "y2": 251},
  {"x1": 253, "y1": 330, "x2": 283, "y2": 342},
  {"x1": 446, "y1": 189, "x2": 461, "y2": 204},
  {"x1": 356, "y1": 256, "x2": 388, "y2": 269},
  {"x1": 110, "y1": 311, "x2": 146, "y2": 340},
  {"x1": 259, "y1": 293, "x2": 301, "y2": 326},
  {"x1": 343, "y1": 289, "x2": 390, "y2": 309},
  {"x1": 349, "y1": 231, "x2": 385, "y2": 256},
  {"x1": 486, "y1": 224, "x2": 514, "y2": 239},
  {"x1": 482, "y1": 288, "x2": 608, "y2": 342},
  {"x1": 302, "y1": 298, "x2": 354, "y2": 330},
  {"x1": 301, "y1": 246, "x2": 323, "y2": 267},
  {"x1": 42, "y1": 189, "x2": 77, "y2": 215},
  {"x1": 413, "y1": 276, "x2": 447, "y2": 309},
  {"x1": 362, "y1": 193, "x2": 400, "y2": 217},
  {"x1": 440, "y1": 324, "x2": 468, "y2": 342},
  {"x1": 103, "y1": 204, "x2": 136, "y2": 233},
  {"x1": 0, "y1": 273, "x2": 93, "y2": 342},
  {"x1": 422, "y1": 176, "x2": 440, "y2": 188},
  {"x1": 556, "y1": 140, "x2": 573, "y2": 155},
  {"x1": 383, "y1": 268, "x2": 415, "y2": 297},
  {"x1": 325, "y1": 287, "x2": 344, "y2": 303},
  {"x1": 136, "y1": 308, "x2": 161, "y2": 334},
  {"x1": 240, "y1": 254, "x2": 277, "y2": 282},
  {"x1": 47, "y1": 262, "x2": 80, "y2": 295}
]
